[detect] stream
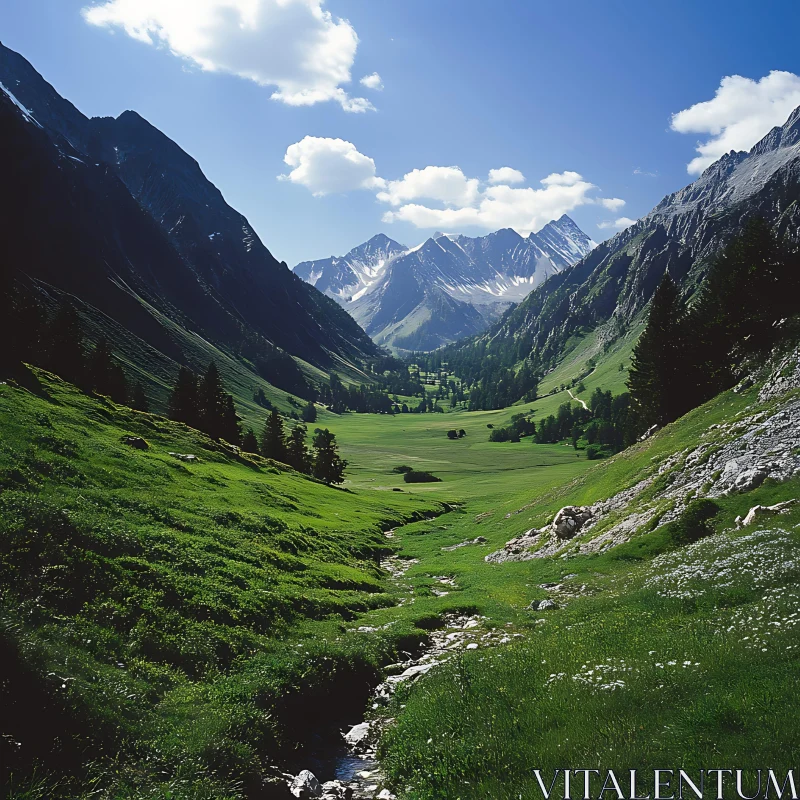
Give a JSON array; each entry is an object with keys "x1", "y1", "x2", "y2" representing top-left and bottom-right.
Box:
[{"x1": 276, "y1": 529, "x2": 525, "y2": 799}]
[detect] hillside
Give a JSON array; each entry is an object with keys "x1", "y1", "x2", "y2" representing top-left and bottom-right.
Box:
[
  {"x1": 294, "y1": 218, "x2": 594, "y2": 353},
  {"x1": 0, "y1": 42, "x2": 380, "y2": 413}
]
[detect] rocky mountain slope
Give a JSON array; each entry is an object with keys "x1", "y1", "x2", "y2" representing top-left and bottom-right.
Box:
[
  {"x1": 0, "y1": 42, "x2": 379, "y2": 398},
  {"x1": 450, "y1": 104, "x2": 800, "y2": 375},
  {"x1": 294, "y1": 216, "x2": 594, "y2": 353}
]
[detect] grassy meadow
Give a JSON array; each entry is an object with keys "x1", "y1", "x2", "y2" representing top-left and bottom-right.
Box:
[{"x1": 2, "y1": 353, "x2": 799, "y2": 799}]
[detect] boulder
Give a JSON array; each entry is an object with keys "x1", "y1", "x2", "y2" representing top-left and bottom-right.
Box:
[
  {"x1": 344, "y1": 721, "x2": 371, "y2": 748},
  {"x1": 731, "y1": 467, "x2": 768, "y2": 493},
  {"x1": 121, "y1": 435, "x2": 148, "y2": 450},
  {"x1": 552, "y1": 506, "x2": 593, "y2": 539},
  {"x1": 290, "y1": 770, "x2": 322, "y2": 799}
]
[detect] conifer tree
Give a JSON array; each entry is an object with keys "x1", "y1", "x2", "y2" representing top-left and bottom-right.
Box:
[
  {"x1": 311, "y1": 428, "x2": 347, "y2": 485},
  {"x1": 261, "y1": 408, "x2": 287, "y2": 462},
  {"x1": 131, "y1": 381, "x2": 149, "y2": 413},
  {"x1": 197, "y1": 362, "x2": 226, "y2": 440},
  {"x1": 628, "y1": 273, "x2": 687, "y2": 431},
  {"x1": 168, "y1": 367, "x2": 199, "y2": 427},
  {"x1": 241, "y1": 428, "x2": 259, "y2": 454},
  {"x1": 286, "y1": 424, "x2": 312, "y2": 474},
  {"x1": 221, "y1": 394, "x2": 241, "y2": 446}
]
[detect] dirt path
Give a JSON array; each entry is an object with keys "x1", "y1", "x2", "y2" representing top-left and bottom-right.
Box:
[{"x1": 567, "y1": 388, "x2": 588, "y2": 410}]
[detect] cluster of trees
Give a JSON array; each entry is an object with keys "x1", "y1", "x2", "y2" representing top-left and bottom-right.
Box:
[
  {"x1": 320, "y1": 373, "x2": 395, "y2": 414},
  {"x1": 534, "y1": 390, "x2": 635, "y2": 457},
  {"x1": 257, "y1": 409, "x2": 346, "y2": 484},
  {"x1": 0, "y1": 285, "x2": 149, "y2": 411},
  {"x1": 446, "y1": 429, "x2": 467, "y2": 440},
  {"x1": 629, "y1": 220, "x2": 800, "y2": 433},
  {"x1": 486, "y1": 388, "x2": 636, "y2": 458},
  {"x1": 415, "y1": 333, "x2": 540, "y2": 411},
  {"x1": 167, "y1": 363, "x2": 241, "y2": 444}
]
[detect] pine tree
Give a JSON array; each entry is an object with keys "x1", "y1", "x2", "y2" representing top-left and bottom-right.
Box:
[
  {"x1": 168, "y1": 367, "x2": 199, "y2": 427},
  {"x1": 131, "y1": 381, "x2": 149, "y2": 412},
  {"x1": 311, "y1": 428, "x2": 347, "y2": 485},
  {"x1": 628, "y1": 273, "x2": 687, "y2": 431},
  {"x1": 286, "y1": 424, "x2": 311, "y2": 474},
  {"x1": 197, "y1": 362, "x2": 226, "y2": 440},
  {"x1": 241, "y1": 428, "x2": 259, "y2": 454},
  {"x1": 221, "y1": 394, "x2": 241, "y2": 446},
  {"x1": 261, "y1": 409, "x2": 287, "y2": 462}
]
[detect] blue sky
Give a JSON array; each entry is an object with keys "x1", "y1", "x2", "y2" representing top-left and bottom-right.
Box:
[{"x1": 3, "y1": 0, "x2": 800, "y2": 265}]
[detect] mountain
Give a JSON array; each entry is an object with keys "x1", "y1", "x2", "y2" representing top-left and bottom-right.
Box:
[
  {"x1": 294, "y1": 216, "x2": 595, "y2": 353},
  {"x1": 293, "y1": 233, "x2": 408, "y2": 302},
  {"x1": 0, "y1": 42, "x2": 379, "y2": 406},
  {"x1": 441, "y1": 103, "x2": 800, "y2": 387}
]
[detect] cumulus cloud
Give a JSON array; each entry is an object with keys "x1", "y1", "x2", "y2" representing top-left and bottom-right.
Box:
[
  {"x1": 598, "y1": 217, "x2": 636, "y2": 231},
  {"x1": 359, "y1": 72, "x2": 383, "y2": 91},
  {"x1": 376, "y1": 166, "x2": 481, "y2": 209},
  {"x1": 280, "y1": 138, "x2": 625, "y2": 235},
  {"x1": 279, "y1": 136, "x2": 384, "y2": 195},
  {"x1": 382, "y1": 171, "x2": 602, "y2": 236},
  {"x1": 487, "y1": 167, "x2": 525, "y2": 185},
  {"x1": 671, "y1": 71, "x2": 800, "y2": 174},
  {"x1": 82, "y1": 0, "x2": 375, "y2": 112},
  {"x1": 599, "y1": 197, "x2": 626, "y2": 212}
]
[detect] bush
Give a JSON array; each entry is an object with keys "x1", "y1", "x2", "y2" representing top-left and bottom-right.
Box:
[
  {"x1": 403, "y1": 471, "x2": 442, "y2": 484},
  {"x1": 392, "y1": 465, "x2": 414, "y2": 474},
  {"x1": 585, "y1": 444, "x2": 605, "y2": 460},
  {"x1": 667, "y1": 498, "x2": 720, "y2": 546},
  {"x1": 447, "y1": 430, "x2": 459, "y2": 440}
]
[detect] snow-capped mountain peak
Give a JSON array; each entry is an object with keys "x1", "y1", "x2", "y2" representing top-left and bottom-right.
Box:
[{"x1": 293, "y1": 216, "x2": 595, "y2": 352}]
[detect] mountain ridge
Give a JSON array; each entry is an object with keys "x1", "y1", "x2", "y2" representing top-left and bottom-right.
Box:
[
  {"x1": 294, "y1": 215, "x2": 595, "y2": 353},
  {"x1": 0, "y1": 42, "x2": 380, "y2": 408}
]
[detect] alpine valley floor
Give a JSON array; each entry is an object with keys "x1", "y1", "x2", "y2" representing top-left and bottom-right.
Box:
[{"x1": 2, "y1": 339, "x2": 800, "y2": 800}]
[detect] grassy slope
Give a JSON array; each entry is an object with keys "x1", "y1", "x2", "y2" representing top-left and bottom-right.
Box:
[
  {"x1": 0, "y1": 370, "x2": 444, "y2": 798},
  {"x1": 365, "y1": 386, "x2": 800, "y2": 799}
]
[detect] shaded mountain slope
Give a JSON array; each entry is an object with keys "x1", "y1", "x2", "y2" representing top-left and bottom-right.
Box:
[{"x1": 0, "y1": 42, "x2": 379, "y2": 403}]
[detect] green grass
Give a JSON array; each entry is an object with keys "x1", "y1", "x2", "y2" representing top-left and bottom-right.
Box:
[
  {"x1": 0, "y1": 369, "x2": 445, "y2": 798},
  {"x1": 3, "y1": 359, "x2": 799, "y2": 799}
]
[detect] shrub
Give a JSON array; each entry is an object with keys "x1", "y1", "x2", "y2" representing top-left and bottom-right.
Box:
[
  {"x1": 403, "y1": 471, "x2": 442, "y2": 484},
  {"x1": 392, "y1": 465, "x2": 414, "y2": 474},
  {"x1": 585, "y1": 444, "x2": 604, "y2": 460},
  {"x1": 667, "y1": 498, "x2": 720, "y2": 546},
  {"x1": 447, "y1": 430, "x2": 458, "y2": 440}
]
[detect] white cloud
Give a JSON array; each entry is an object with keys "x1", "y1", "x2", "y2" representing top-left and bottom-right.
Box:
[
  {"x1": 377, "y1": 166, "x2": 481, "y2": 209},
  {"x1": 82, "y1": 0, "x2": 375, "y2": 112},
  {"x1": 382, "y1": 171, "x2": 602, "y2": 236},
  {"x1": 598, "y1": 217, "x2": 636, "y2": 231},
  {"x1": 487, "y1": 167, "x2": 525, "y2": 185},
  {"x1": 671, "y1": 71, "x2": 800, "y2": 174},
  {"x1": 599, "y1": 197, "x2": 626, "y2": 212},
  {"x1": 281, "y1": 137, "x2": 625, "y2": 235},
  {"x1": 359, "y1": 72, "x2": 383, "y2": 91},
  {"x1": 633, "y1": 167, "x2": 658, "y2": 177},
  {"x1": 279, "y1": 136, "x2": 384, "y2": 195}
]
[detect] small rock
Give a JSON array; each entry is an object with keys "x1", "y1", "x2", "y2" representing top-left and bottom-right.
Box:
[
  {"x1": 377, "y1": 790, "x2": 396, "y2": 800},
  {"x1": 169, "y1": 452, "x2": 200, "y2": 463},
  {"x1": 527, "y1": 599, "x2": 558, "y2": 611}
]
